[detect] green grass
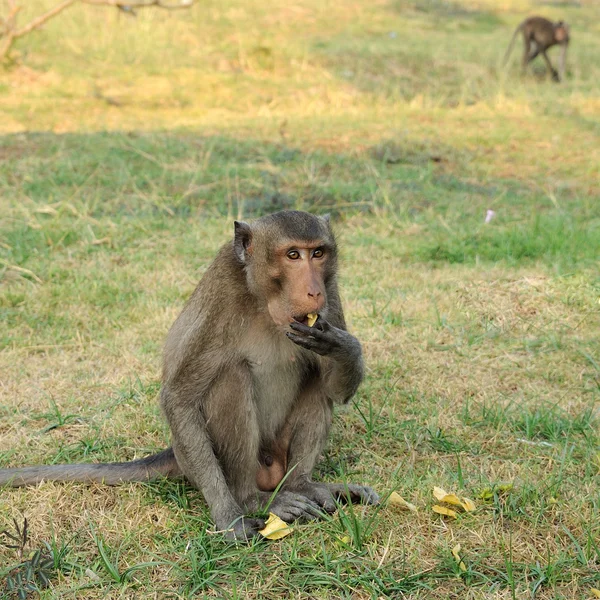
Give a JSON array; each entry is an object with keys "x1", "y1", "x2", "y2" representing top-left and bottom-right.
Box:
[{"x1": 1, "y1": 0, "x2": 600, "y2": 598}]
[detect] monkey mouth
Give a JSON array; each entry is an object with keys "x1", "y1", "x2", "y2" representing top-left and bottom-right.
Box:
[
  {"x1": 293, "y1": 315, "x2": 311, "y2": 326},
  {"x1": 293, "y1": 313, "x2": 319, "y2": 327},
  {"x1": 292, "y1": 314, "x2": 310, "y2": 327}
]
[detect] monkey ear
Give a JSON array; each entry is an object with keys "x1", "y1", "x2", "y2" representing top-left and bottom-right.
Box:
[
  {"x1": 321, "y1": 213, "x2": 332, "y2": 229},
  {"x1": 234, "y1": 221, "x2": 253, "y2": 263}
]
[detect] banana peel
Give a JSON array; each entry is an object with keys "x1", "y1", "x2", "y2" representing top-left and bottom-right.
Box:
[{"x1": 259, "y1": 513, "x2": 293, "y2": 540}]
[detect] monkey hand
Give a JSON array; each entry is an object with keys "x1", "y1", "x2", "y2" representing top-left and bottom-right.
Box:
[
  {"x1": 223, "y1": 515, "x2": 267, "y2": 542},
  {"x1": 286, "y1": 319, "x2": 361, "y2": 362}
]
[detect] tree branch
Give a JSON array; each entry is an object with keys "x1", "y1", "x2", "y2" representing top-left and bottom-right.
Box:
[
  {"x1": 82, "y1": 0, "x2": 194, "y2": 9},
  {"x1": 13, "y1": 0, "x2": 78, "y2": 38},
  {"x1": 0, "y1": 0, "x2": 20, "y2": 58},
  {"x1": 1, "y1": 0, "x2": 195, "y2": 62}
]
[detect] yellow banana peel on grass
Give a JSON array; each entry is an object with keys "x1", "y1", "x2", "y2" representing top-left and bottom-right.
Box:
[
  {"x1": 451, "y1": 544, "x2": 467, "y2": 572},
  {"x1": 433, "y1": 486, "x2": 476, "y2": 516},
  {"x1": 259, "y1": 513, "x2": 293, "y2": 540},
  {"x1": 387, "y1": 491, "x2": 418, "y2": 512}
]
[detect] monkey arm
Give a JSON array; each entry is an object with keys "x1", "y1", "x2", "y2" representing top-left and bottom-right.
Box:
[
  {"x1": 159, "y1": 371, "x2": 266, "y2": 540},
  {"x1": 286, "y1": 320, "x2": 364, "y2": 403},
  {"x1": 558, "y1": 44, "x2": 567, "y2": 81}
]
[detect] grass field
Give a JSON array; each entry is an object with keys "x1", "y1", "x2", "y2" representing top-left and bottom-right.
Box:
[{"x1": 1, "y1": 0, "x2": 600, "y2": 598}]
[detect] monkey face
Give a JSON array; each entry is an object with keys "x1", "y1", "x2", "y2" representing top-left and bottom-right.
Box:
[
  {"x1": 264, "y1": 242, "x2": 330, "y2": 327},
  {"x1": 553, "y1": 21, "x2": 569, "y2": 43},
  {"x1": 233, "y1": 211, "x2": 337, "y2": 330},
  {"x1": 555, "y1": 26, "x2": 568, "y2": 43}
]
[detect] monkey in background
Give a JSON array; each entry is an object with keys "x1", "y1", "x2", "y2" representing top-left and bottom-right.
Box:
[
  {"x1": 0, "y1": 211, "x2": 379, "y2": 540},
  {"x1": 503, "y1": 16, "x2": 570, "y2": 82}
]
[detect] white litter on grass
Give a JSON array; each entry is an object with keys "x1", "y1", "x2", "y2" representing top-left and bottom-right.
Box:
[
  {"x1": 516, "y1": 438, "x2": 553, "y2": 448},
  {"x1": 485, "y1": 209, "x2": 496, "y2": 224}
]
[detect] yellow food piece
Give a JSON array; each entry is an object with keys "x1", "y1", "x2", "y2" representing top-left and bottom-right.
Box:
[
  {"x1": 433, "y1": 487, "x2": 463, "y2": 507},
  {"x1": 451, "y1": 544, "x2": 467, "y2": 572},
  {"x1": 307, "y1": 313, "x2": 318, "y2": 327},
  {"x1": 461, "y1": 497, "x2": 476, "y2": 512},
  {"x1": 387, "y1": 491, "x2": 418, "y2": 512},
  {"x1": 433, "y1": 486, "x2": 476, "y2": 512},
  {"x1": 432, "y1": 504, "x2": 458, "y2": 519},
  {"x1": 590, "y1": 588, "x2": 600, "y2": 598},
  {"x1": 258, "y1": 513, "x2": 293, "y2": 540}
]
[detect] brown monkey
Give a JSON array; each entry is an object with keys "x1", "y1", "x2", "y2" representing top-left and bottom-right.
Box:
[
  {"x1": 503, "y1": 16, "x2": 569, "y2": 82},
  {"x1": 0, "y1": 211, "x2": 378, "y2": 540}
]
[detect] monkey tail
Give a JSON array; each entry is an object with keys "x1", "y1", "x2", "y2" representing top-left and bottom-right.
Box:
[
  {"x1": 0, "y1": 448, "x2": 181, "y2": 487},
  {"x1": 503, "y1": 23, "x2": 523, "y2": 67}
]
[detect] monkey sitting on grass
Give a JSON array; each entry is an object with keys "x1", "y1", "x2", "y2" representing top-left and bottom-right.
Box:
[
  {"x1": 503, "y1": 16, "x2": 570, "y2": 82},
  {"x1": 0, "y1": 210, "x2": 379, "y2": 540}
]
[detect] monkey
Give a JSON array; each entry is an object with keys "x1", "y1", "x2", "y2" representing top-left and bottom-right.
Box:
[
  {"x1": 0, "y1": 211, "x2": 379, "y2": 541},
  {"x1": 503, "y1": 16, "x2": 569, "y2": 82}
]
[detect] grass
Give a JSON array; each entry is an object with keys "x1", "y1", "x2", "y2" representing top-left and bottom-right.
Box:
[{"x1": 1, "y1": 0, "x2": 599, "y2": 598}]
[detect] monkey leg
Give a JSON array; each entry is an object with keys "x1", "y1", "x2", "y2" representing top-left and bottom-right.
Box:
[
  {"x1": 525, "y1": 47, "x2": 541, "y2": 68},
  {"x1": 165, "y1": 367, "x2": 320, "y2": 534},
  {"x1": 540, "y1": 51, "x2": 560, "y2": 81},
  {"x1": 281, "y1": 384, "x2": 379, "y2": 513},
  {"x1": 558, "y1": 46, "x2": 567, "y2": 82},
  {"x1": 253, "y1": 423, "x2": 322, "y2": 523},
  {"x1": 161, "y1": 369, "x2": 266, "y2": 541},
  {"x1": 521, "y1": 38, "x2": 534, "y2": 71}
]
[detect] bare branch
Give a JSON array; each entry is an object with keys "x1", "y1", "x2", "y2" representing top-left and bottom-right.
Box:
[
  {"x1": 0, "y1": 0, "x2": 20, "y2": 59},
  {"x1": 1, "y1": 0, "x2": 20, "y2": 36},
  {"x1": 82, "y1": 0, "x2": 194, "y2": 9},
  {"x1": 1, "y1": 0, "x2": 195, "y2": 62},
  {"x1": 13, "y1": 0, "x2": 78, "y2": 38}
]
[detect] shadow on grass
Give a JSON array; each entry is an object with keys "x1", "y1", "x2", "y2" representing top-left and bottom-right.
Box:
[{"x1": 1, "y1": 130, "x2": 598, "y2": 274}]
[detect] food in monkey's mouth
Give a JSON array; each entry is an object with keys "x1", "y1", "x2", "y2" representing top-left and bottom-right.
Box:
[{"x1": 293, "y1": 313, "x2": 319, "y2": 327}]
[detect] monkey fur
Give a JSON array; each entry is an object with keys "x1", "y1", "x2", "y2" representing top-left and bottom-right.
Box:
[
  {"x1": 504, "y1": 16, "x2": 569, "y2": 82},
  {"x1": 0, "y1": 210, "x2": 379, "y2": 540}
]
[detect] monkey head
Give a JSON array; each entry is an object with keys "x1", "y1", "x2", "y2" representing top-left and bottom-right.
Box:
[
  {"x1": 233, "y1": 211, "x2": 338, "y2": 329},
  {"x1": 554, "y1": 21, "x2": 569, "y2": 43}
]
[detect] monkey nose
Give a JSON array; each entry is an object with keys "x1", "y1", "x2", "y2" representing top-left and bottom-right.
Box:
[{"x1": 309, "y1": 297, "x2": 325, "y2": 313}]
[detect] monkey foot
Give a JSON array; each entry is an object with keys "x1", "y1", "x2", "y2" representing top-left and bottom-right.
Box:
[
  {"x1": 287, "y1": 481, "x2": 380, "y2": 513},
  {"x1": 267, "y1": 490, "x2": 323, "y2": 523}
]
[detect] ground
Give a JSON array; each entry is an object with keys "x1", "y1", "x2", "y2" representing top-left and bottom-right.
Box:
[{"x1": 0, "y1": 0, "x2": 599, "y2": 598}]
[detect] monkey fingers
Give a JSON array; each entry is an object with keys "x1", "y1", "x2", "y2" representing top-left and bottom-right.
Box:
[
  {"x1": 288, "y1": 481, "x2": 380, "y2": 513},
  {"x1": 224, "y1": 516, "x2": 267, "y2": 542},
  {"x1": 286, "y1": 331, "x2": 329, "y2": 356},
  {"x1": 335, "y1": 483, "x2": 380, "y2": 506},
  {"x1": 289, "y1": 320, "x2": 328, "y2": 335},
  {"x1": 288, "y1": 321, "x2": 340, "y2": 355},
  {"x1": 267, "y1": 491, "x2": 324, "y2": 523},
  {"x1": 288, "y1": 321, "x2": 362, "y2": 362},
  {"x1": 285, "y1": 482, "x2": 338, "y2": 513}
]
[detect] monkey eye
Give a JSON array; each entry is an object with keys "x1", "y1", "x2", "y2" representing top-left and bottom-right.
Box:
[
  {"x1": 287, "y1": 250, "x2": 301, "y2": 260},
  {"x1": 312, "y1": 248, "x2": 325, "y2": 259}
]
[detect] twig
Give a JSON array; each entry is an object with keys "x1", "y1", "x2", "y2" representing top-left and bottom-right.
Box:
[
  {"x1": 82, "y1": 0, "x2": 194, "y2": 9},
  {"x1": 0, "y1": 0, "x2": 20, "y2": 58},
  {"x1": 1, "y1": 0, "x2": 195, "y2": 61},
  {"x1": 12, "y1": 0, "x2": 78, "y2": 39}
]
